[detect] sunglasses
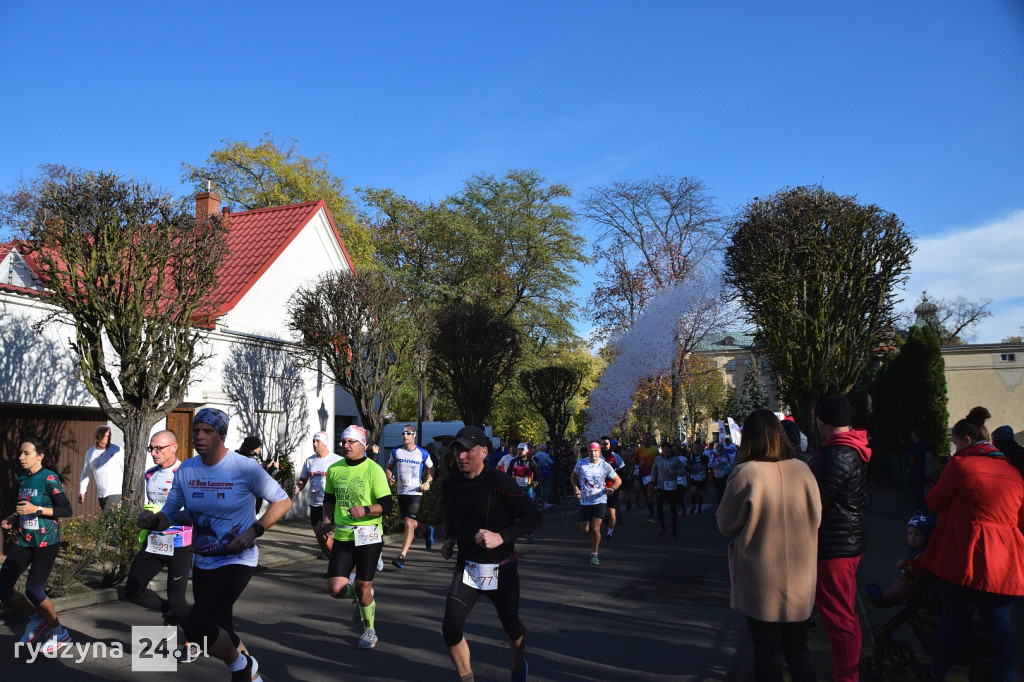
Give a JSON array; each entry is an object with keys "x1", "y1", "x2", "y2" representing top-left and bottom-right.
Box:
[
  {"x1": 402, "y1": 431, "x2": 416, "y2": 436},
  {"x1": 146, "y1": 443, "x2": 175, "y2": 453}
]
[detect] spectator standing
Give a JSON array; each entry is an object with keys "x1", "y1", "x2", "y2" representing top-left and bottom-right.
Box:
[
  {"x1": 718, "y1": 410, "x2": 821, "y2": 682},
  {"x1": 912, "y1": 407, "x2": 1024, "y2": 682},
  {"x1": 79, "y1": 425, "x2": 123, "y2": 511},
  {"x1": 810, "y1": 394, "x2": 870, "y2": 682}
]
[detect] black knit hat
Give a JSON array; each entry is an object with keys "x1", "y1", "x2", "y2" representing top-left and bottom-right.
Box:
[
  {"x1": 241, "y1": 436, "x2": 262, "y2": 451},
  {"x1": 816, "y1": 394, "x2": 852, "y2": 427}
]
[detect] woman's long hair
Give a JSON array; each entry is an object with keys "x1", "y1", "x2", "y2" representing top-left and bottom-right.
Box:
[
  {"x1": 951, "y1": 406, "x2": 991, "y2": 445},
  {"x1": 737, "y1": 409, "x2": 795, "y2": 464}
]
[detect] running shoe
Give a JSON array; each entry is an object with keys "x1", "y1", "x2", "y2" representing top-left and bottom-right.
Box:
[
  {"x1": 425, "y1": 525, "x2": 435, "y2": 550},
  {"x1": 513, "y1": 659, "x2": 529, "y2": 682},
  {"x1": 162, "y1": 608, "x2": 178, "y2": 626},
  {"x1": 230, "y1": 652, "x2": 259, "y2": 682},
  {"x1": 177, "y1": 642, "x2": 199, "y2": 664},
  {"x1": 376, "y1": 556, "x2": 384, "y2": 572},
  {"x1": 603, "y1": 533, "x2": 612, "y2": 543},
  {"x1": 590, "y1": 554, "x2": 600, "y2": 565},
  {"x1": 358, "y1": 628, "x2": 378, "y2": 649},
  {"x1": 39, "y1": 628, "x2": 72, "y2": 655},
  {"x1": 20, "y1": 612, "x2": 47, "y2": 643},
  {"x1": 391, "y1": 555, "x2": 405, "y2": 570},
  {"x1": 646, "y1": 518, "x2": 656, "y2": 525},
  {"x1": 526, "y1": 535, "x2": 535, "y2": 544}
]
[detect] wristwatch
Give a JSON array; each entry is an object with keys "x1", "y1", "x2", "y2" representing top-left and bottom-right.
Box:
[{"x1": 251, "y1": 523, "x2": 266, "y2": 538}]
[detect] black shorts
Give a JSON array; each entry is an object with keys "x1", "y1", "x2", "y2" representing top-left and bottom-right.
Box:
[
  {"x1": 579, "y1": 503, "x2": 607, "y2": 522},
  {"x1": 442, "y1": 558, "x2": 523, "y2": 647},
  {"x1": 327, "y1": 540, "x2": 382, "y2": 582},
  {"x1": 309, "y1": 505, "x2": 324, "y2": 528},
  {"x1": 397, "y1": 494, "x2": 422, "y2": 520}
]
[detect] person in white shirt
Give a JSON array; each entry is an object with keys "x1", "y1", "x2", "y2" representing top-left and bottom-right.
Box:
[
  {"x1": 571, "y1": 442, "x2": 621, "y2": 565},
  {"x1": 384, "y1": 425, "x2": 435, "y2": 569},
  {"x1": 138, "y1": 408, "x2": 291, "y2": 682},
  {"x1": 499, "y1": 443, "x2": 526, "y2": 474},
  {"x1": 125, "y1": 430, "x2": 192, "y2": 628},
  {"x1": 78, "y1": 426, "x2": 123, "y2": 511},
  {"x1": 294, "y1": 431, "x2": 342, "y2": 560}
]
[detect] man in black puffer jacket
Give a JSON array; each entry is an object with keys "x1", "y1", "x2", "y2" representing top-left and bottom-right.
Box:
[{"x1": 811, "y1": 394, "x2": 871, "y2": 682}]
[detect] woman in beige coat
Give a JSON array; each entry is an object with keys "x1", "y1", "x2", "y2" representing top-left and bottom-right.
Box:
[{"x1": 718, "y1": 409, "x2": 822, "y2": 682}]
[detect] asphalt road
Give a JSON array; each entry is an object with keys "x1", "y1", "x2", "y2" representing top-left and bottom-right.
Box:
[{"x1": 1, "y1": 501, "x2": 750, "y2": 681}]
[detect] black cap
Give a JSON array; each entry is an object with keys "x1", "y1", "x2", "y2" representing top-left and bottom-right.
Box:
[
  {"x1": 816, "y1": 394, "x2": 852, "y2": 427},
  {"x1": 453, "y1": 426, "x2": 489, "y2": 450}
]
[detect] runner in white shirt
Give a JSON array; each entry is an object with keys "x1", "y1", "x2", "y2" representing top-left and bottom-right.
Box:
[
  {"x1": 126, "y1": 430, "x2": 193, "y2": 629},
  {"x1": 571, "y1": 442, "x2": 621, "y2": 565},
  {"x1": 294, "y1": 431, "x2": 342, "y2": 561},
  {"x1": 78, "y1": 425, "x2": 123, "y2": 510},
  {"x1": 138, "y1": 408, "x2": 291, "y2": 682},
  {"x1": 384, "y1": 425, "x2": 435, "y2": 570}
]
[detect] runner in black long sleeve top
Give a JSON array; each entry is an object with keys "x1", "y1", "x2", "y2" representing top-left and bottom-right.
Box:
[
  {"x1": 443, "y1": 466, "x2": 542, "y2": 567},
  {"x1": 440, "y1": 426, "x2": 540, "y2": 682}
]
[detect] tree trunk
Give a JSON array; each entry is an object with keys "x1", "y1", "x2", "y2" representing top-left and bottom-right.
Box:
[
  {"x1": 423, "y1": 387, "x2": 438, "y2": 422},
  {"x1": 119, "y1": 411, "x2": 160, "y2": 512}
]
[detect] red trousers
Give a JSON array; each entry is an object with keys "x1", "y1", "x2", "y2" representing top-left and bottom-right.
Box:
[{"x1": 815, "y1": 555, "x2": 862, "y2": 682}]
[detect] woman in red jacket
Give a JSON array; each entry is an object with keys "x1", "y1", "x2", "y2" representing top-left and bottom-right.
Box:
[{"x1": 913, "y1": 407, "x2": 1024, "y2": 682}]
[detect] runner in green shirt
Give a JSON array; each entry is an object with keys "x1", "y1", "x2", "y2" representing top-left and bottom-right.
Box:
[{"x1": 319, "y1": 425, "x2": 393, "y2": 649}]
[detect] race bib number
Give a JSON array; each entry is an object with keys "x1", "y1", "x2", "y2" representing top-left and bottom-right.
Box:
[
  {"x1": 676, "y1": 476, "x2": 688, "y2": 486},
  {"x1": 462, "y1": 560, "x2": 499, "y2": 591},
  {"x1": 515, "y1": 476, "x2": 530, "y2": 487},
  {"x1": 662, "y1": 480, "x2": 677, "y2": 491},
  {"x1": 642, "y1": 475, "x2": 652, "y2": 486},
  {"x1": 20, "y1": 514, "x2": 39, "y2": 531},
  {"x1": 633, "y1": 466, "x2": 640, "y2": 476},
  {"x1": 146, "y1": 532, "x2": 174, "y2": 556},
  {"x1": 353, "y1": 524, "x2": 382, "y2": 547},
  {"x1": 400, "y1": 473, "x2": 419, "y2": 490}
]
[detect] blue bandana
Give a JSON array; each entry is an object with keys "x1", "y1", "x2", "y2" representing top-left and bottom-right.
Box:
[{"x1": 193, "y1": 408, "x2": 229, "y2": 440}]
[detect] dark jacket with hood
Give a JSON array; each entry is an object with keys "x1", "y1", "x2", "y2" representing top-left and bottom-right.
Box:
[{"x1": 811, "y1": 429, "x2": 872, "y2": 559}]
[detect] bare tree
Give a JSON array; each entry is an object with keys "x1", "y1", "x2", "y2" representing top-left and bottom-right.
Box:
[
  {"x1": 900, "y1": 292, "x2": 993, "y2": 345},
  {"x1": 582, "y1": 176, "x2": 728, "y2": 342},
  {"x1": 3, "y1": 165, "x2": 228, "y2": 507},
  {"x1": 286, "y1": 269, "x2": 432, "y2": 447}
]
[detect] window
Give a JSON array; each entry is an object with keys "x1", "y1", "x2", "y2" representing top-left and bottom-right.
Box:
[
  {"x1": 1001, "y1": 353, "x2": 1016, "y2": 363},
  {"x1": 725, "y1": 360, "x2": 736, "y2": 371}
]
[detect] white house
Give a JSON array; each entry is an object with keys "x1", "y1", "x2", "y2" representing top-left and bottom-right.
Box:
[{"x1": 0, "y1": 193, "x2": 360, "y2": 521}]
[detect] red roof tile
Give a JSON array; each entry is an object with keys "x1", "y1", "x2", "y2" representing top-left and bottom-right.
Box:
[
  {"x1": 2, "y1": 201, "x2": 355, "y2": 318},
  {"x1": 210, "y1": 200, "x2": 355, "y2": 317}
]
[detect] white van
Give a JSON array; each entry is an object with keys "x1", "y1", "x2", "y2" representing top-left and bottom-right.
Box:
[{"x1": 379, "y1": 421, "x2": 498, "y2": 454}]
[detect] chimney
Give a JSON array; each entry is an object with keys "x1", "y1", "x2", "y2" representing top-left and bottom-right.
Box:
[
  {"x1": 221, "y1": 205, "x2": 231, "y2": 229},
  {"x1": 195, "y1": 191, "x2": 221, "y2": 221}
]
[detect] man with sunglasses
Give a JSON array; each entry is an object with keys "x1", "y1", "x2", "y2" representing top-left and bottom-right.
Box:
[
  {"x1": 440, "y1": 425, "x2": 542, "y2": 681},
  {"x1": 319, "y1": 425, "x2": 393, "y2": 649},
  {"x1": 126, "y1": 430, "x2": 192, "y2": 629},
  {"x1": 385, "y1": 425, "x2": 435, "y2": 570}
]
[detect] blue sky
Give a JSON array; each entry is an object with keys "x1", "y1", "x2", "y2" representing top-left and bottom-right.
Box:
[{"x1": 2, "y1": 1, "x2": 1022, "y2": 342}]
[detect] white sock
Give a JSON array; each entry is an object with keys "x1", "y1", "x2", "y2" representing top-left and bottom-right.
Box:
[
  {"x1": 228, "y1": 653, "x2": 247, "y2": 672},
  {"x1": 607, "y1": 528, "x2": 614, "y2": 536}
]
